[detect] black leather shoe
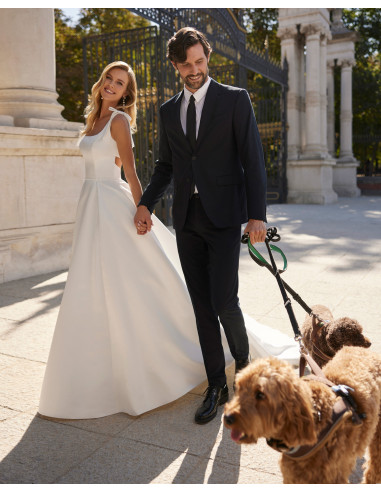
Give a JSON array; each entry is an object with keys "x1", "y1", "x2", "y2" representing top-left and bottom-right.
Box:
[
  {"x1": 194, "y1": 384, "x2": 229, "y2": 425},
  {"x1": 233, "y1": 357, "x2": 251, "y2": 392}
]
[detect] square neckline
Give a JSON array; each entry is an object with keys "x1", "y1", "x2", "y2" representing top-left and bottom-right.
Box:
[
  {"x1": 84, "y1": 108, "x2": 131, "y2": 138},
  {"x1": 85, "y1": 118, "x2": 112, "y2": 138}
]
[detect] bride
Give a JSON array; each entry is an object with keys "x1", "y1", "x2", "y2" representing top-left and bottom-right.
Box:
[{"x1": 39, "y1": 61, "x2": 298, "y2": 421}]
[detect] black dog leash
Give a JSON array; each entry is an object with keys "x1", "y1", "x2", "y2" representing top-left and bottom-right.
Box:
[
  {"x1": 241, "y1": 229, "x2": 313, "y2": 321},
  {"x1": 242, "y1": 227, "x2": 305, "y2": 341}
]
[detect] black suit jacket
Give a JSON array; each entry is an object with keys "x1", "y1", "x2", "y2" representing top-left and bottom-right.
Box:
[{"x1": 139, "y1": 78, "x2": 267, "y2": 230}]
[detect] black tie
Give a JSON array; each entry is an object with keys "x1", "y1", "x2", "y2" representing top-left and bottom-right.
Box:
[{"x1": 186, "y1": 95, "x2": 196, "y2": 151}]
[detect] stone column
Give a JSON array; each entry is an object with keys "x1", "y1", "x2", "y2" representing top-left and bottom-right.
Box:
[
  {"x1": 301, "y1": 24, "x2": 322, "y2": 157},
  {"x1": 320, "y1": 33, "x2": 329, "y2": 156},
  {"x1": 338, "y1": 59, "x2": 356, "y2": 162},
  {"x1": 285, "y1": 21, "x2": 337, "y2": 205},
  {"x1": 0, "y1": 8, "x2": 83, "y2": 282},
  {"x1": 327, "y1": 60, "x2": 335, "y2": 156},
  {"x1": 0, "y1": 8, "x2": 78, "y2": 130},
  {"x1": 332, "y1": 58, "x2": 360, "y2": 196},
  {"x1": 278, "y1": 9, "x2": 337, "y2": 204},
  {"x1": 277, "y1": 26, "x2": 301, "y2": 160}
]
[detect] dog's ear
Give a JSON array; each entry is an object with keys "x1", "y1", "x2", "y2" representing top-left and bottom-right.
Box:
[
  {"x1": 278, "y1": 377, "x2": 317, "y2": 447},
  {"x1": 327, "y1": 318, "x2": 371, "y2": 351}
]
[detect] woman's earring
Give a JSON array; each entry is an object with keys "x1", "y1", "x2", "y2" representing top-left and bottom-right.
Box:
[{"x1": 122, "y1": 97, "x2": 126, "y2": 108}]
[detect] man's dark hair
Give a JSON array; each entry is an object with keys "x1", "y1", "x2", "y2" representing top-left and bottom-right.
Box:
[{"x1": 167, "y1": 27, "x2": 212, "y2": 63}]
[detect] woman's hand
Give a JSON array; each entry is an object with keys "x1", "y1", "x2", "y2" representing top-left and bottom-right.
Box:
[{"x1": 134, "y1": 205, "x2": 152, "y2": 235}]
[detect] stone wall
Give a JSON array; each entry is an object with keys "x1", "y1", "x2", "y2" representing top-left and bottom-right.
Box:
[{"x1": 0, "y1": 127, "x2": 83, "y2": 283}]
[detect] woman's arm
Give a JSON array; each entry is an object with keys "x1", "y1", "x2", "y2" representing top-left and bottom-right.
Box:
[{"x1": 110, "y1": 114, "x2": 143, "y2": 207}]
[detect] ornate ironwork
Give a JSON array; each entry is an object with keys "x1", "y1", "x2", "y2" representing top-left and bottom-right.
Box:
[{"x1": 129, "y1": 8, "x2": 287, "y2": 86}]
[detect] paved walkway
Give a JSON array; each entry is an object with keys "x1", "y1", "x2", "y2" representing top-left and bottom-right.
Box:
[{"x1": 0, "y1": 196, "x2": 380, "y2": 484}]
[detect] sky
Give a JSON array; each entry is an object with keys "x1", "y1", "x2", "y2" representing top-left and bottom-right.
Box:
[{"x1": 61, "y1": 8, "x2": 81, "y2": 25}]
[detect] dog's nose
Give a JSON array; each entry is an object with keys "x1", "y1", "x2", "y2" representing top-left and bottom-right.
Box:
[{"x1": 224, "y1": 413, "x2": 235, "y2": 425}]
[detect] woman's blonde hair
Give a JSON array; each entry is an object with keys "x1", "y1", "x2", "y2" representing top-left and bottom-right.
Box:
[{"x1": 82, "y1": 61, "x2": 137, "y2": 135}]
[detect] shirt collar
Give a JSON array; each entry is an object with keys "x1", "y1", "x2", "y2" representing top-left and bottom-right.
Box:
[{"x1": 183, "y1": 76, "x2": 211, "y2": 103}]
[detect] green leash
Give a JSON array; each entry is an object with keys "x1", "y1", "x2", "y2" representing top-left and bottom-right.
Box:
[
  {"x1": 241, "y1": 227, "x2": 313, "y2": 339},
  {"x1": 246, "y1": 239, "x2": 288, "y2": 274}
]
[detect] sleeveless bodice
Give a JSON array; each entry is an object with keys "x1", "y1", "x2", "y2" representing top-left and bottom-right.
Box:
[{"x1": 79, "y1": 107, "x2": 134, "y2": 180}]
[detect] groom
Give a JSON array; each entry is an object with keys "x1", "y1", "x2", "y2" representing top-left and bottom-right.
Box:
[{"x1": 134, "y1": 27, "x2": 267, "y2": 424}]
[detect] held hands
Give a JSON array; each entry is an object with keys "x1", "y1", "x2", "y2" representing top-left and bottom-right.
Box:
[
  {"x1": 244, "y1": 219, "x2": 267, "y2": 244},
  {"x1": 134, "y1": 205, "x2": 153, "y2": 235}
]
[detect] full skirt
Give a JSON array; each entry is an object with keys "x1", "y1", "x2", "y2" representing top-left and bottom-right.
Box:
[{"x1": 39, "y1": 178, "x2": 298, "y2": 419}]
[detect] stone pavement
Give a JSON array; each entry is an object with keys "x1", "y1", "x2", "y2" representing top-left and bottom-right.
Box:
[{"x1": 0, "y1": 196, "x2": 380, "y2": 484}]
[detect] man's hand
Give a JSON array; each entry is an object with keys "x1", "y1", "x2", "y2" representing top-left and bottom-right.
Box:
[
  {"x1": 134, "y1": 205, "x2": 153, "y2": 235},
  {"x1": 244, "y1": 219, "x2": 267, "y2": 244}
]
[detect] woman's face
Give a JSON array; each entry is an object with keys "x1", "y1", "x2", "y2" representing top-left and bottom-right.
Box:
[{"x1": 101, "y1": 68, "x2": 129, "y2": 105}]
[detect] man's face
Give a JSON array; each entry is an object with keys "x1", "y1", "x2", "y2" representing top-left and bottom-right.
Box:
[{"x1": 172, "y1": 42, "x2": 210, "y2": 93}]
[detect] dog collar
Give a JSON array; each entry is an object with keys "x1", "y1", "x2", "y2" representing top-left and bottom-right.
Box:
[{"x1": 266, "y1": 391, "x2": 364, "y2": 461}]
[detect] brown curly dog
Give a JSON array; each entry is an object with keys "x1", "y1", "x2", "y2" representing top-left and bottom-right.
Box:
[
  {"x1": 224, "y1": 346, "x2": 381, "y2": 484},
  {"x1": 301, "y1": 305, "x2": 371, "y2": 367}
]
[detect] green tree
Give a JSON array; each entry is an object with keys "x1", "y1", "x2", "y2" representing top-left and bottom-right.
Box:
[
  {"x1": 55, "y1": 9, "x2": 83, "y2": 122},
  {"x1": 240, "y1": 8, "x2": 280, "y2": 60},
  {"x1": 340, "y1": 9, "x2": 381, "y2": 172},
  {"x1": 342, "y1": 8, "x2": 381, "y2": 134},
  {"x1": 78, "y1": 8, "x2": 149, "y2": 35},
  {"x1": 55, "y1": 8, "x2": 149, "y2": 122}
]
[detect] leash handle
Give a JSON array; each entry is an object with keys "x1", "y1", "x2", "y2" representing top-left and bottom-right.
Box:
[
  {"x1": 242, "y1": 229, "x2": 313, "y2": 317},
  {"x1": 266, "y1": 227, "x2": 280, "y2": 242},
  {"x1": 241, "y1": 228, "x2": 287, "y2": 273},
  {"x1": 241, "y1": 226, "x2": 281, "y2": 245}
]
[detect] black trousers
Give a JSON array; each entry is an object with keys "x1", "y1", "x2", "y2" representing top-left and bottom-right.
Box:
[{"x1": 176, "y1": 194, "x2": 249, "y2": 387}]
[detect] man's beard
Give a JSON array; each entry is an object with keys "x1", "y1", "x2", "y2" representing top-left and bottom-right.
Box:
[{"x1": 184, "y1": 69, "x2": 208, "y2": 91}]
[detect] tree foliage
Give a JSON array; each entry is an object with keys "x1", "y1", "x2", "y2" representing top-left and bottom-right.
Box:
[
  {"x1": 55, "y1": 9, "x2": 83, "y2": 122},
  {"x1": 240, "y1": 8, "x2": 280, "y2": 61},
  {"x1": 236, "y1": 9, "x2": 281, "y2": 93},
  {"x1": 340, "y1": 9, "x2": 381, "y2": 171},
  {"x1": 77, "y1": 8, "x2": 149, "y2": 35},
  {"x1": 54, "y1": 8, "x2": 149, "y2": 122},
  {"x1": 342, "y1": 9, "x2": 381, "y2": 135}
]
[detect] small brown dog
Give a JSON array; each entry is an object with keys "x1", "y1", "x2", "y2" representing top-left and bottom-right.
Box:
[
  {"x1": 301, "y1": 305, "x2": 371, "y2": 367},
  {"x1": 224, "y1": 347, "x2": 381, "y2": 484}
]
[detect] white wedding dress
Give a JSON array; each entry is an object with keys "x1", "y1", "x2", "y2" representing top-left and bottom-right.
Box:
[{"x1": 39, "y1": 108, "x2": 299, "y2": 419}]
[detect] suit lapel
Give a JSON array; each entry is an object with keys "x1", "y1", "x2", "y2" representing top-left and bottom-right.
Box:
[
  {"x1": 170, "y1": 90, "x2": 193, "y2": 153},
  {"x1": 172, "y1": 91, "x2": 185, "y2": 137},
  {"x1": 196, "y1": 79, "x2": 220, "y2": 149}
]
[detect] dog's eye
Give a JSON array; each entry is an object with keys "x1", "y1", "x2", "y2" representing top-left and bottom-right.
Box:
[{"x1": 255, "y1": 391, "x2": 265, "y2": 400}]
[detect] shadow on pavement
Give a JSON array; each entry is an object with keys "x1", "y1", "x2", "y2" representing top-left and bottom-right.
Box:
[{"x1": 0, "y1": 406, "x2": 241, "y2": 484}]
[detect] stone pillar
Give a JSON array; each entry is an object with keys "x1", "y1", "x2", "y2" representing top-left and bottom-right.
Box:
[
  {"x1": 301, "y1": 24, "x2": 322, "y2": 157},
  {"x1": 0, "y1": 8, "x2": 78, "y2": 130},
  {"x1": 320, "y1": 33, "x2": 329, "y2": 155},
  {"x1": 0, "y1": 8, "x2": 84, "y2": 282},
  {"x1": 327, "y1": 8, "x2": 360, "y2": 196},
  {"x1": 327, "y1": 60, "x2": 335, "y2": 156},
  {"x1": 332, "y1": 58, "x2": 360, "y2": 196},
  {"x1": 283, "y1": 17, "x2": 337, "y2": 205},
  {"x1": 338, "y1": 59, "x2": 356, "y2": 162},
  {"x1": 277, "y1": 26, "x2": 301, "y2": 160}
]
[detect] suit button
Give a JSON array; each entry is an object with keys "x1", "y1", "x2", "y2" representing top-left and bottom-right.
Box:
[{"x1": 192, "y1": 155, "x2": 197, "y2": 160}]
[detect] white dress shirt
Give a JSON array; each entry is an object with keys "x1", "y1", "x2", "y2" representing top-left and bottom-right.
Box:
[
  {"x1": 180, "y1": 77, "x2": 211, "y2": 194},
  {"x1": 180, "y1": 76, "x2": 211, "y2": 139}
]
